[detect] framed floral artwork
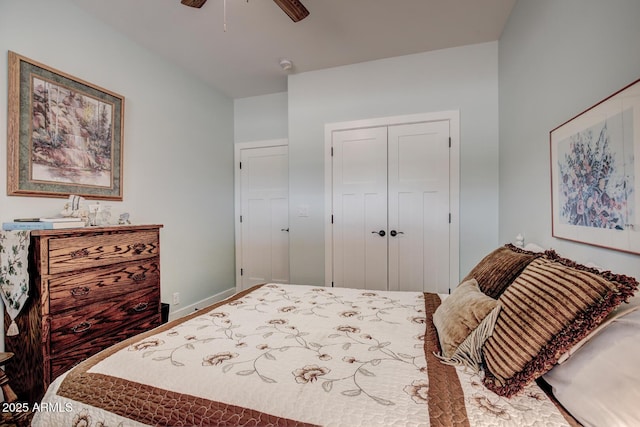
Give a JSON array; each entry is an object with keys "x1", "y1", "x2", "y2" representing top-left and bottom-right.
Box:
[
  {"x1": 7, "y1": 51, "x2": 124, "y2": 200},
  {"x1": 550, "y1": 77, "x2": 640, "y2": 254}
]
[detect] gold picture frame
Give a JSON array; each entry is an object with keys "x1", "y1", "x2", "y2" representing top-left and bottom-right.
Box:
[{"x1": 7, "y1": 51, "x2": 124, "y2": 200}]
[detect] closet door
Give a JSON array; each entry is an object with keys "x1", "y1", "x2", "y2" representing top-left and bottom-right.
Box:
[
  {"x1": 332, "y1": 127, "x2": 388, "y2": 290},
  {"x1": 388, "y1": 122, "x2": 450, "y2": 293},
  {"x1": 331, "y1": 121, "x2": 450, "y2": 292},
  {"x1": 239, "y1": 145, "x2": 289, "y2": 290}
]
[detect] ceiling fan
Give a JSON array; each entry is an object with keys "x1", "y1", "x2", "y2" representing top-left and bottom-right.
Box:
[{"x1": 180, "y1": 0, "x2": 309, "y2": 22}]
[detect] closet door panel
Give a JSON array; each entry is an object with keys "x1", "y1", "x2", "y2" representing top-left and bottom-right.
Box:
[
  {"x1": 332, "y1": 127, "x2": 388, "y2": 290},
  {"x1": 388, "y1": 121, "x2": 450, "y2": 293}
]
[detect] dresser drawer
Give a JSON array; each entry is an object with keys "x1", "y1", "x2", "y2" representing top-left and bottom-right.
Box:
[
  {"x1": 46, "y1": 230, "x2": 159, "y2": 274},
  {"x1": 49, "y1": 259, "x2": 159, "y2": 315},
  {"x1": 49, "y1": 285, "x2": 160, "y2": 355},
  {"x1": 49, "y1": 315, "x2": 161, "y2": 381}
]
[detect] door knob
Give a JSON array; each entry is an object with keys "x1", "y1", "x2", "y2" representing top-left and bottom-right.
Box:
[
  {"x1": 371, "y1": 230, "x2": 386, "y2": 237},
  {"x1": 390, "y1": 230, "x2": 404, "y2": 237},
  {"x1": 281, "y1": 228, "x2": 289, "y2": 232}
]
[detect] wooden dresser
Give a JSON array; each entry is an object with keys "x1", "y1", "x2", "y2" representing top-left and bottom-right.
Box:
[{"x1": 4, "y1": 224, "x2": 163, "y2": 404}]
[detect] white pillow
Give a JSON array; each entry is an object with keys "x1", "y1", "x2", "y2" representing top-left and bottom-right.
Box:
[
  {"x1": 556, "y1": 293, "x2": 640, "y2": 363},
  {"x1": 543, "y1": 307, "x2": 640, "y2": 427},
  {"x1": 523, "y1": 242, "x2": 545, "y2": 253}
]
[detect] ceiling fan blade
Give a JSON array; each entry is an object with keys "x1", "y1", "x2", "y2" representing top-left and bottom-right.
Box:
[
  {"x1": 181, "y1": 0, "x2": 207, "y2": 8},
  {"x1": 273, "y1": 0, "x2": 309, "y2": 22}
]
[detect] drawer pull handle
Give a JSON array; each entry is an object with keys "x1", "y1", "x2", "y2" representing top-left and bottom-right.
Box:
[
  {"x1": 72, "y1": 321, "x2": 92, "y2": 334},
  {"x1": 70, "y1": 248, "x2": 89, "y2": 259},
  {"x1": 132, "y1": 273, "x2": 147, "y2": 282},
  {"x1": 133, "y1": 302, "x2": 149, "y2": 312},
  {"x1": 71, "y1": 286, "x2": 91, "y2": 297},
  {"x1": 132, "y1": 243, "x2": 146, "y2": 255}
]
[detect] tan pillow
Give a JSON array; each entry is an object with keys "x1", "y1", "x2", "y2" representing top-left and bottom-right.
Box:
[
  {"x1": 433, "y1": 279, "x2": 497, "y2": 357},
  {"x1": 463, "y1": 244, "x2": 541, "y2": 298},
  {"x1": 482, "y1": 255, "x2": 638, "y2": 397}
]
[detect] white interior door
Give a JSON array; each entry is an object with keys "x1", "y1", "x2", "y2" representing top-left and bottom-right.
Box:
[
  {"x1": 238, "y1": 144, "x2": 289, "y2": 290},
  {"x1": 388, "y1": 122, "x2": 450, "y2": 293},
  {"x1": 332, "y1": 127, "x2": 388, "y2": 290},
  {"x1": 331, "y1": 121, "x2": 451, "y2": 293}
]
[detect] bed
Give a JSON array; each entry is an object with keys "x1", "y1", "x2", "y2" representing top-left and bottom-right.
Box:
[{"x1": 31, "y1": 244, "x2": 639, "y2": 426}]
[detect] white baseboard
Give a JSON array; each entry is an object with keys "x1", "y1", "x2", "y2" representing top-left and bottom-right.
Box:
[{"x1": 167, "y1": 287, "x2": 236, "y2": 321}]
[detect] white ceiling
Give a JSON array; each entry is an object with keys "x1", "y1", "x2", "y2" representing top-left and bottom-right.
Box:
[{"x1": 70, "y1": 0, "x2": 516, "y2": 99}]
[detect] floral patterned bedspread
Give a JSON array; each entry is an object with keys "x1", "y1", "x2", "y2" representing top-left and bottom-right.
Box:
[{"x1": 32, "y1": 284, "x2": 578, "y2": 427}]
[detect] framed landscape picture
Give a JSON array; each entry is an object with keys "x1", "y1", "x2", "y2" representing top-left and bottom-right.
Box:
[
  {"x1": 7, "y1": 51, "x2": 124, "y2": 200},
  {"x1": 550, "y1": 78, "x2": 640, "y2": 254}
]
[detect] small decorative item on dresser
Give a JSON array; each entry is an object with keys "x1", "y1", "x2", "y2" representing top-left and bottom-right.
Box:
[
  {"x1": 118, "y1": 212, "x2": 131, "y2": 225},
  {"x1": 60, "y1": 195, "x2": 87, "y2": 219},
  {"x1": 87, "y1": 204, "x2": 100, "y2": 226},
  {"x1": 98, "y1": 205, "x2": 112, "y2": 226},
  {"x1": 86, "y1": 203, "x2": 112, "y2": 226}
]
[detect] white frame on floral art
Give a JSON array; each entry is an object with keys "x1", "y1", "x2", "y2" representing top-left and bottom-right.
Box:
[{"x1": 550, "y1": 78, "x2": 640, "y2": 254}]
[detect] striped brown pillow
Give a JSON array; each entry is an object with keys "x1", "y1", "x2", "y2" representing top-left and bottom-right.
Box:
[
  {"x1": 463, "y1": 244, "x2": 541, "y2": 298},
  {"x1": 482, "y1": 255, "x2": 638, "y2": 397}
]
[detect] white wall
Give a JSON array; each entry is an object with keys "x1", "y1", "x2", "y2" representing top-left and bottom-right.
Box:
[
  {"x1": 288, "y1": 42, "x2": 500, "y2": 285},
  {"x1": 0, "y1": 0, "x2": 236, "y2": 316},
  {"x1": 499, "y1": 0, "x2": 640, "y2": 277},
  {"x1": 234, "y1": 92, "x2": 288, "y2": 143}
]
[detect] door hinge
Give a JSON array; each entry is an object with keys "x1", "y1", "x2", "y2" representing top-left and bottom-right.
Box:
[
  {"x1": 449, "y1": 213, "x2": 451, "y2": 223},
  {"x1": 240, "y1": 268, "x2": 244, "y2": 276},
  {"x1": 331, "y1": 214, "x2": 334, "y2": 224},
  {"x1": 240, "y1": 215, "x2": 243, "y2": 223},
  {"x1": 331, "y1": 146, "x2": 334, "y2": 156},
  {"x1": 239, "y1": 161, "x2": 242, "y2": 169},
  {"x1": 331, "y1": 281, "x2": 334, "y2": 287},
  {"x1": 449, "y1": 137, "x2": 451, "y2": 148}
]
